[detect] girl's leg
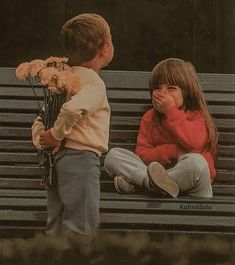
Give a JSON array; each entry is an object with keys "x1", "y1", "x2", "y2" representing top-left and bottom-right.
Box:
[
  {"x1": 104, "y1": 147, "x2": 148, "y2": 187},
  {"x1": 56, "y1": 149, "x2": 100, "y2": 234},
  {"x1": 167, "y1": 153, "x2": 212, "y2": 197}
]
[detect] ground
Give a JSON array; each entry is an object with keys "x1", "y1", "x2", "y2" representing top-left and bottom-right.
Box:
[{"x1": 0, "y1": 231, "x2": 234, "y2": 265}]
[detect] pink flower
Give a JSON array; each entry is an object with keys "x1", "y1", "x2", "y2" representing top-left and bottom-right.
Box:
[{"x1": 15, "y1": 62, "x2": 30, "y2": 80}]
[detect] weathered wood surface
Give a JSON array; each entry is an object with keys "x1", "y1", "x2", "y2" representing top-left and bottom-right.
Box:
[{"x1": 0, "y1": 67, "x2": 235, "y2": 236}]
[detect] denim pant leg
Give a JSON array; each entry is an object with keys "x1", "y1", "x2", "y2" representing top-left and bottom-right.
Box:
[
  {"x1": 167, "y1": 153, "x2": 213, "y2": 197},
  {"x1": 104, "y1": 147, "x2": 148, "y2": 187},
  {"x1": 46, "y1": 185, "x2": 63, "y2": 235},
  {"x1": 47, "y1": 149, "x2": 100, "y2": 235}
]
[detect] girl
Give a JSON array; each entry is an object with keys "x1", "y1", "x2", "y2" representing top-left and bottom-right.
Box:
[{"x1": 104, "y1": 58, "x2": 218, "y2": 198}]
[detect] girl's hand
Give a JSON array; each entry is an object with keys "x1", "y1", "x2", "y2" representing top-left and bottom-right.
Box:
[{"x1": 152, "y1": 90, "x2": 176, "y2": 113}]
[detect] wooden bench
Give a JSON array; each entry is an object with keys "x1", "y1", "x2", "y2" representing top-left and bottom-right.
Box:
[{"x1": 0, "y1": 67, "x2": 235, "y2": 238}]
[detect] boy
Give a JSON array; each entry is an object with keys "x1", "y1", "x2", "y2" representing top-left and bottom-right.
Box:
[{"x1": 32, "y1": 13, "x2": 114, "y2": 235}]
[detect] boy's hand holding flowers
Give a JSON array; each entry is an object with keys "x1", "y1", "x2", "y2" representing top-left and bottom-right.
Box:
[{"x1": 40, "y1": 129, "x2": 61, "y2": 154}]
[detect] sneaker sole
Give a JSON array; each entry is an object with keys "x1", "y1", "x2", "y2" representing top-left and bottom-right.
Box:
[
  {"x1": 147, "y1": 162, "x2": 179, "y2": 198},
  {"x1": 114, "y1": 177, "x2": 122, "y2": 193},
  {"x1": 114, "y1": 176, "x2": 135, "y2": 194}
]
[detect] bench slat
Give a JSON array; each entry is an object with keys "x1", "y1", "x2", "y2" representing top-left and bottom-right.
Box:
[
  {"x1": 0, "y1": 210, "x2": 234, "y2": 232},
  {"x1": 215, "y1": 171, "x2": 235, "y2": 183},
  {"x1": 1, "y1": 164, "x2": 235, "y2": 184},
  {"x1": 100, "y1": 213, "x2": 235, "y2": 231},
  {"x1": 0, "y1": 152, "x2": 38, "y2": 164},
  {"x1": 1, "y1": 114, "x2": 235, "y2": 133},
  {"x1": 216, "y1": 157, "x2": 235, "y2": 170},
  {"x1": 0, "y1": 140, "x2": 35, "y2": 151},
  {"x1": 101, "y1": 71, "x2": 235, "y2": 91},
  {"x1": 1, "y1": 68, "x2": 235, "y2": 92},
  {"x1": 0, "y1": 178, "x2": 234, "y2": 196},
  {"x1": 110, "y1": 130, "x2": 235, "y2": 144},
  {"x1": 0, "y1": 198, "x2": 234, "y2": 215},
  {"x1": 0, "y1": 87, "x2": 43, "y2": 98},
  {"x1": 1, "y1": 140, "x2": 235, "y2": 156},
  {"x1": 0, "y1": 178, "x2": 42, "y2": 189},
  {"x1": 1, "y1": 87, "x2": 235, "y2": 108},
  {"x1": 0, "y1": 165, "x2": 41, "y2": 176},
  {"x1": 101, "y1": 192, "x2": 235, "y2": 203},
  {"x1": 1, "y1": 100, "x2": 235, "y2": 117},
  {"x1": 0, "y1": 112, "x2": 36, "y2": 125},
  {"x1": 0, "y1": 189, "x2": 234, "y2": 203},
  {"x1": 0, "y1": 210, "x2": 46, "y2": 222},
  {"x1": 0, "y1": 189, "x2": 46, "y2": 198},
  {"x1": 0, "y1": 150, "x2": 235, "y2": 168},
  {"x1": 1, "y1": 128, "x2": 233, "y2": 145}
]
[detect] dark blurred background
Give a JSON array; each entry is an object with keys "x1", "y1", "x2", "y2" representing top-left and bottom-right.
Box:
[{"x1": 0, "y1": 0, "x2": 235, "y2": 73}]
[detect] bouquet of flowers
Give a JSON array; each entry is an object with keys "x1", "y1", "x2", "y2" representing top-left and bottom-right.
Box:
[{"x1": 15, "y1": 56, "x2": 81, "y2": 186}]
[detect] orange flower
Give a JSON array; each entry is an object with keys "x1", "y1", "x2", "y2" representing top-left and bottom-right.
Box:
[
  {"x1": 45, "y1": 56, "x2": 68, "y2": 65},
  {"x1": 28, "y1": 59, "x2": 46, "y2": 77},
  {"x1": 16, "y1": 56, "x2": 80, "y2": 94},
  {"x1": 57, "y1": 63, "x2": 71, "y2": 72},
  {"x1": 52, "y1": 71, "x2": 81, "y2": 94},
  {"x1": 62, "y1": 72, "x2": 81, "y2": 95},
  {"x1": 15, "y1": 62, "x2": 30, "y2": 80},
  {"x1": 38, "y1": 67, "x2": 61, "y2": 91}
]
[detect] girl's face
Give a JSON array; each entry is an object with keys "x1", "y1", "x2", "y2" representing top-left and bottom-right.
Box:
[{"x1": 153, "y1": 84, "x2": 184, "y2": 109}]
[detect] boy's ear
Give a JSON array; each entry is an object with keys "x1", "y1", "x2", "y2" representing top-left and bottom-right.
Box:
[{"x1": 100, "y1": 43, "x2": 109, "y2": 57}]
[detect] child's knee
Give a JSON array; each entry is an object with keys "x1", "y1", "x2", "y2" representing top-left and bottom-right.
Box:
[
  {"x1": 185, "y1": 153, "x2": 211, "y2": 183},
  {"x1": 183, "y1": 153, "x2": 209, "y2": 172},
  {"x1": 104, "y1": 148, "x2": 121, "y2": 172},
  {"x1": 178, "y1": 153, "x2": 209, "y2": 180}
]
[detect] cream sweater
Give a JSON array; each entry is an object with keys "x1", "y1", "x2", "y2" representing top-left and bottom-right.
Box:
[{"x1": 32, "y1": 66, "x2": 110, "y2": 157}]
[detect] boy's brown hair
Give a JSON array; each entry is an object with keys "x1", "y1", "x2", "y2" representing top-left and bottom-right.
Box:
[
  {"x1": 61, "y1": 13, "x2": 110, "y2": 65},
  {"x1": 149, "y1": 58, "x2": 218, "y2": 156}
]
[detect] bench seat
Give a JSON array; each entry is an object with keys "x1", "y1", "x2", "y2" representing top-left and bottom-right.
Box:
[
  {"x1": 0, "y1": 67, "x2": 235, "y2": 237},
  {"x1": 0, "y1": 192, "x2": 234, "y2": 238}
]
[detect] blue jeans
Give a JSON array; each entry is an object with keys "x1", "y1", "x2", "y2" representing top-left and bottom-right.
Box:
[{"x1": 46, "y1": 148, "x2": 100, "y2": 235}]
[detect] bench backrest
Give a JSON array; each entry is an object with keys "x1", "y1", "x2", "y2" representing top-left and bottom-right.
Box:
[{"x1": 0, "y1": 68, "x2": 235, "y2": 196}]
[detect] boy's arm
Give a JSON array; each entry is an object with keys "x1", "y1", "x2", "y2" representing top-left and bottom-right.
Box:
[
  {"x1": 163, "y1": 106, "x2": 208, "y2": 151},
  {"x1": 31, "y1": 116, "x2": 45, "y2": 150},
  {"x1": 32, "y1": 115, "x2": 61, "y2": 154},
  {"x1": 135, "y1": 114, "x2": 184, "y2": 165},
  {"x1": 50, "y1": 83, "x2": 105, "y2": 141}
]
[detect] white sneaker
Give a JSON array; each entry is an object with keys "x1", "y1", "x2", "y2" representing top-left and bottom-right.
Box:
[
  {"x1": 147, "y1": 162, "x2": 179, "y2": 198},
  {"x1": 114, "y1": 176, "x2": 135, "y2": 194}
]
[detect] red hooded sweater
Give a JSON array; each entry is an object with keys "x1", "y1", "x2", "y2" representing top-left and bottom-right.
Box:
[{"x1": 135, "y1": 106, "x2": 216, "y2": 182}]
